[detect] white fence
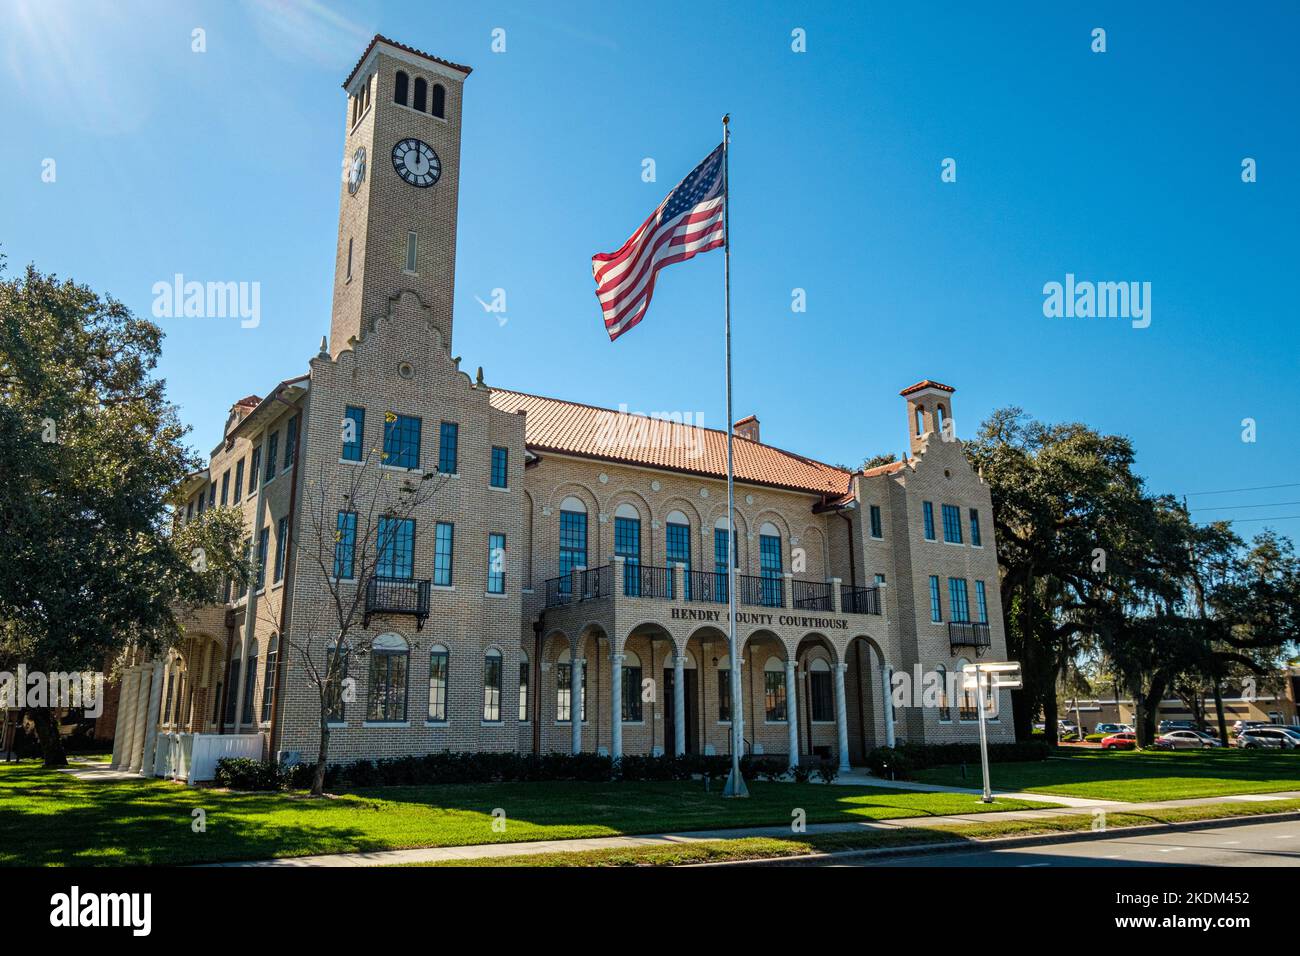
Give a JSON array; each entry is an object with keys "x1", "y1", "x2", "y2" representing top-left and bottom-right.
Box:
[{"x1": 186, "y1": 733, "x2": 263, "y2": 784}]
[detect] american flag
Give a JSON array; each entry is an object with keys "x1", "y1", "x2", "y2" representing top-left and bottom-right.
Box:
[{"x1": 592, "y1": 143, "x2": 726, "y2": 341}]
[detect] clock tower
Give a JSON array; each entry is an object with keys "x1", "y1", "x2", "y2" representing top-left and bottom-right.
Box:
[{"x1": 329, "y1": 36, "x2": 471, "y2": 357}]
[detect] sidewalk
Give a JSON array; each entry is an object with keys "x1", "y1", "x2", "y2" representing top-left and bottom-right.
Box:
[{"x1": 207, "y1": 788, "x2": 1300, "y2": 868}]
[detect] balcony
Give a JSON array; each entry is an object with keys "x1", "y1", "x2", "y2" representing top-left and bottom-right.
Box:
[
  {"x1": 948, "y1": 621, "x2": 991, "y2": 649},
  {"x1": 545, "y1": 564, "x2": 614, "y2": 607},
  {"x1": 364, "y1": 576, "x2": 431, "y2": 630},
  {"x1": 841, "y1": 584, "x2": 882, "y2": 615},
  {"x1": 791, "y1": 579, "x2": 833, "y2": 611}
]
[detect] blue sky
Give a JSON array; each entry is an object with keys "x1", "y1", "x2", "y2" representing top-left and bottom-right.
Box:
[{"x1": 4, "y1": 0, "x2": 1298, "y2": 543}]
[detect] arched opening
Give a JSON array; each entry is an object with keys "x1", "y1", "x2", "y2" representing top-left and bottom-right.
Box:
[
  {"x1": 620, "y1": 649, "x2": 643, "y2": 723},
  {"x1": 367, "y1": 633, "x2": 409, "y2": 723},
  {"x1": 614, "y1": 502, "x2": 641, "y2": 595},
  {"x1": 915, "y1": 405, "x2": 925, "y2": 436},
  {"x1": 935, "y1": 404, "x2": 946, "y2": 437},
  {"x1": 558, "y1": 496, "x2": 588, "y2": 594},
  {"x1": 261, "y1": 634, "x2": 278, "y2": 724},
  {"x1": 430, "y1": 82, "x2": 446, "y2": 118},
  {"x1": 758, "y1": 521, "x2": 782, "y2": 606},
  {"x1": 413, "y1": 76, "x2": 427, "y2": 112},
  {"x1": 394, "y1": 70, "x2": 409, "y2": 106},
  {"x1": 483, "y1": 648, "x2": 503, "y2": 722},
  {"x1": 665, "y1": 509, "x2": 691, "y2": 599},
  {"x1": 427, "y1": 642, "x2": 449, "y2": 722}
]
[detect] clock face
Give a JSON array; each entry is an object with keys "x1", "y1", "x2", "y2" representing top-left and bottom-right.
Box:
[
  {"x1": 347, "y1": 146, "x2": 367, "y2": 195},
  {"x1": 391, "y1": 138, "x2": 441, "y2": 187}
]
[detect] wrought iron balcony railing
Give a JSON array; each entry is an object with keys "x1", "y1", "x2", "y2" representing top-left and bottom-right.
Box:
[
  {"x1": 948, "y1": 621, "x2": 992, "y2": 648},
  {"x1": 364, "y1": 576, "x2": 431, "y2": 630}
]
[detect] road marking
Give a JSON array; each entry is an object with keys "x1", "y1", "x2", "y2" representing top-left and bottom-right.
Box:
[
  {"x1": 1275, "y1": 834, "x2": 1295, "y2": 840},
  {"x1": 1018, "y1": 862, "x2": 1051, "y2": 868},
  {"x1": 1157, "y1": 847, "x2": 1184, "y2": 853}
]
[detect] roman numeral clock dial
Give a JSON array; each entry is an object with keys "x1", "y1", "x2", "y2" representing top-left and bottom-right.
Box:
[{"x1": 391, "y1": 138, "x2": 441, "y2": 187}]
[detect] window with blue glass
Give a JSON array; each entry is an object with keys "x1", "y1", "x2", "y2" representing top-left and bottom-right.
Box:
[
  {"x1": 869, "y1": 504, "x2": 883, "y2": 539},
  {"x1": 273, "y1": 516, "x2": 288, "y2": 583},
  {"x1": 342, "y1": 406, "x2": 365, "y2": 461},
  {"x1": 558, "y1": 507, "x2": 587, "y2": 594},
  {"x1": 948, "y1": 577, "x2": 970, "y2": 623},
  {"x1": 490, "y1": 446, "x2": 508, "y2": 488},
  {"x1": 928, "y1": 575, "x2": 942, "y2": 622},
  {"x1": 377, "y1": 517, "x2": 415, "y2": 580},
  {"x1": 438, "y1": 421, "x2": 458, "y2": 474},
  {"x1": 666, "y1": 520, "x2": 691, "y2": 599},
  {"x1": 942, "y1": 504, "x2": 963, "y2": 544},
  {"x1": 264, "y1": 433, "x2": 278, "y2": 483},
  {"x1": 433, "y1": 521, "x2": 454, "y2": 586},
  {"x1": 383, "y1": 412, "x2": 421, "y2": 469},
  {"x1": 713, "y1": 527, "x2": 737, "y2": 603},
  {"x1": 249, "y1": 446, "x2": 261, "y2": 494},
  {"x1": 975, "y1": 580, "x2": 988, "y2": 623},
  {"x1": 255, "y1": 527, "x2": 269, "y2": 590},
  {"x1": 487, "y1": 532, "x2": 505, "y2": 594},
  {"x1": 614, "y1": 515, "x2": 641, "y2": 596},
  {"x1": 333, "y1": 511, "x2": 357, "y2": 579},
  {"x1": 922, "y1": 501, "x2": 935, "y2": 540},
  {"x1": 969, "y1": 508, "x2": 982, "y2": 547},
  {"x1": 233, "y1": 457, "x2": 245, "y2": 501},
  {"x1": 759, "y1": 531, "x2": 782, "y2": 607},
  {"x1": 283, "y1": 415, "x2": 298, "y2": 470}
]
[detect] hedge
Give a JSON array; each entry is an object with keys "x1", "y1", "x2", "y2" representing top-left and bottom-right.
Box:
[{"x1": 864, "y1": 740, "x2": 1051, "y2": 780}]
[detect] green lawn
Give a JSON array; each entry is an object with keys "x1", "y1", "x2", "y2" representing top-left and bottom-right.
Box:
[
  {"x1": 914, "y1": 749, "x2": 1300, "y2": 801},
  {"x1": 0, "y1": 762, "x2": 1055, "y2": 866}
]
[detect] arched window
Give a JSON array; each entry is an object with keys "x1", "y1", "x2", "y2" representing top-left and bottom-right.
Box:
[
  {"x1": 483, "y1": 649, "x2": 503, "y2": 721},
  {"x1": 763, "y1": 657, "x2": 788, "y2": 721},
  {"x1": 935, "y1": 404, "x2": 946, "y2": 437},
  {"x1": 915, "y1": 405, "x2": 925, "y2": 436},
  {"x1": 518, "y1": 651, "x2": 530, "y2": 722},
  {"x1": 261, "y1": 634, "x2": 279, "y2": 723},
  {"x1": 614, "y1": 503, "x2": 641, "y2": 596},
  {"x1": 430, "y1": 82, "x2": 446, "y2": 118},
  {"x1": 360, "y1": 75, "x2": 370, "y2": 113},
  {"x1": 241, "y1": 638, "x2": 259, "y2": 726},
  {"x1": 428, "y1": 643, "x2": 448, "y2": 721},
  {"x1": 558, "y1": 496, "x2": 587, "y2": 594},
  {"x1": 759, "y1": 522, "x2": 782, "y2": 607},
  {"x1": 413, "y1": 76, "x2": 427, "y2": 113},
  {"x1": 956, "y1": 658, "x2": 976, "y2": 721},
  {"x1": 935, "y1": 664, "x2": 951, "y2": 722},
  {"x1": 711, "y1": 516, "x2": 738, "y2": 604},
  {"x1": 394, "y1": 70, "x2": 409, "y2": 106},
  {"x1": 557, "y1": 647, "x2": 586, "y2": 722},
  {"x1": 367, "y1": 633, "x2": 409, "y2": 722},
  {"x1": 666, "y1": 510, "x2": 691, "y2": 598},
  {"x1": 621, "y1": 649, "x2": 643, "y2": 721}
]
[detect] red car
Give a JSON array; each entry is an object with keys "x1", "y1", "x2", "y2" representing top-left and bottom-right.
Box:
[{"x1": 1100, "y1": 732, "x2": 1138, "y2": 750}]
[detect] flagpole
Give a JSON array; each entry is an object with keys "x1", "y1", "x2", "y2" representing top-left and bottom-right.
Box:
[{"x1": 721, "y1": 113, "x2": 748, "y2": 798}]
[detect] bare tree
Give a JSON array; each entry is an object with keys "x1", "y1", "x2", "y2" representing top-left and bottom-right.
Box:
[{"x1": 284, "y1": 447, "x2": 447, "y2": 796}]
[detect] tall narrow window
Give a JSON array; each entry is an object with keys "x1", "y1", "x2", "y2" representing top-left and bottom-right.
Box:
[
  {"x1": 437, "y1": 421, "x2": 458, "y2": 474},
  {"x1": 975, "y1": 580, "x2": 989, "y2": 624},
  {"x1": 763, "y1": 658, "x2": 788, "y2": 721},
  {"x1": 220, "y1": 469, "x2": 230, "y2": 506},
  {"x1": 487, "y1": 532, "x2": 505, "y2": 594},
  {"x1": 241, "y1": 640, "x2": 259, "y2": 725},
  {"x1": 809, "y1": 659, "x2": 834, "y2": 721},
  {"x1": 334, "y1": 511, "x2": 357, "y2": 579},
  {"x1": 518, "y1": 655, "x2": 529, "y2": 722},
  {"x1": 394, "y1": 70, "x2": 409, "y2": 106},
  {"x1": 713, "y1": 519, "x2": 737, "y2": 603},
  {"x1": 367, "y1": 633, "x2": 409, "y2": 722},
  {"x1": 378, "y1": 517, "x2": 416, "y2": 580},
  {"x1": 759, "y1": 523, "x2": 782, "y2": 607},
  {"x1": 255, "y1": 527, "x2": 269, "y2": 590},
  {"x1": 869, "y1": 504, "x2": 883, "y2": 539},
  {"x1": 346, "y1": 237, "x2": 353, "y2": 280},
  {"x1": 621, "y1": 651, "x2": 643, "y2": 721},
  {"x1": 483, "y1": 650, "x2": 502, "y2": 722},
  {"x1": 614, "y1": 505, "x2": 641, "y2": 596},
  {"x1": 342, "y1": 406, "x2": 365, "y2": 461},
  {"x1": 233, "y1": 457, "x2": 245, "y2": 501},
  {"x1": 434, "y1": 521, "x2": 454, "y2": 586},
  {"x1": 405, "y1": 231, "x2": 418, "y2": 273},
  {"x1": 929, "y1": 575, "x2": 942, "y2": 622},
  {"x1": 936, "y1": 405, "x2": 946, "y2": 436},
  {"x1": 249, "y1": 446, "x2": 261, "y2": 494},
  {"x1": 558, "y1": 499, "x2": 587, "y2": 594},
  {"x1": 942, "y1": 504, "x2": 963, "y2": 544},
  {"x1": 490, "y1": 446, "x2": 509, "y2": 487},
  {"x1": 717, "y1": 658, "x2": 732, "y2": 721},
  {"x1": 413, "y1": 76, "x2": 427, "y2": 112},
  {"x1": 261, "y1": 635, "x2": 278, "y2": 723},
  {"x1": 264, "y1": 432, "x2": 278, "y2": 483},
  {"x1": 283, "y1": 415, "x2": 298, "y2": 470},
  {"x1": 382, "y1": 412, "x2": 421, "y2": 469},
  {"x1": 224, "y1": 656, "x2": 241, "y2": 726},
  {"x1": 273, "y1": 516, "x2": 288, "y2": 583},
  {"x1": 325, "y1": 649, "x2": 348, "y2": 722},
  {"x1": 208, "y1": 483, "x2": 216, "y2": 509},
  {"x1": 915, "y1": 406, "x2": 925, "y2": 435},
  {"x1": 427, "y1": 645, "x2": 448, "y2": 721},
  {"x1": 666, "y1": 513, "x2": 691, "y2": 600},
  {"x1": 556, "y1": 650, "x2": 586, "y2": 722},
  {"x1": 948, "y1": 577, "x2": 970, "y2": 623},
  {"x1": 969, "y1": 508, "x2": 982, "y2": 547},
  {"x1": 430, "y1": 82, "x2": 445, "y2": 118},
  {"x1": 922, "y1": 501, "x2": 935, "y2": 540},
  {"x1": 937, "y1": 665, "x2": 951, "y2": 722}
]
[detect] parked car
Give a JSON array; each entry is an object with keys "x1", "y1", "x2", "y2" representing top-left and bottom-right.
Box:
[
  {"x1": 1100, "y1": 731, "x2": 1138, "y2": 750},
  {"x1": 1232, "y1": 720, "x2": 1272, "y2": 736},
  {"x1": 1152, "y1": 730, "x2": 1221, "y2": 750},
  {"x1": 1236, "y1": 727, "x2": 1299, "y2": 750},
  {"x1": 1095, "y1": 723, "x2": 1133, "y2": 735},
  {"x1": 1158, "y1": 720, "x2": 1196, "y2": 734}
]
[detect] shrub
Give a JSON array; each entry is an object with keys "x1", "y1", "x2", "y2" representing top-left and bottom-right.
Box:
[
  {"x1": 214, "y1": 757, "x2": 284, "y2": 791},
  {"x1": 812, "y1": 759, "x2": 839, "y2": 784},
  {"x1": 865, "y1": 740, "x2": 1050, "y2": 780}
]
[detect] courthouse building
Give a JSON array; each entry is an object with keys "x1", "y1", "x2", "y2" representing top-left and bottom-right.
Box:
[{"x1": 108, "y1": 36, "x2": 1013, "y2": 780}]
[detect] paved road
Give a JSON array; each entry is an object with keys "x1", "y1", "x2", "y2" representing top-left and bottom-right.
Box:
[{"x1": 806, "y1": 819, "x2": 1300, "y2": 867}]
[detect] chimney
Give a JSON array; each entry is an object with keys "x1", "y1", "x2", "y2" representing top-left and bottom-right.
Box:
[{"x1": 734, "y1": 415, "x2": 760, "y2": 443}]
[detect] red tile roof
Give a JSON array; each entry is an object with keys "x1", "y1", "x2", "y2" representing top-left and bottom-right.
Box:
[
  {"x1": 899, "y1": 379, "x2": 955, "y2": 396},
  {"x1": 343, "y1": 34, "x2": 472, "y2": 88},
  {"x1": 489, "y1": 389, "x2": 853, "y2": 497}
]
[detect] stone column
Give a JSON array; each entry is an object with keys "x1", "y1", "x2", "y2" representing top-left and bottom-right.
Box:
[
  {"x1": 785, "y1": 658, "x2": 799, "y2": 770},
  {"x1": 127, "y1": 664, "x2": 153, "y2": 772},
  {"x1": 570, "y1": 655, "x2": 584, "y2": 754},
  {"x1": 109, "y1": 666, "x2": 137, "y2": 769},
  {"x1": 610, "y1": 653, "x2": 624, "y2": 760},
  {"x1": 882, "y1": 664, "x2": 896, "y2": 748},
  {"x1": 673, "y1": 653, "x2": 686, "y2": 756},
  {"x1": 139, "y1": 660, "x2": 165, "y2": 777},
  {"x1": 834, "y1": 662, "x2": 851, "y2": 771}
]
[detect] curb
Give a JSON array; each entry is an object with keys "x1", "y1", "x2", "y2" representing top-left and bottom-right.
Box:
[{"x1": 687, "y1": 809, "x2": 1300, "y2": 867}]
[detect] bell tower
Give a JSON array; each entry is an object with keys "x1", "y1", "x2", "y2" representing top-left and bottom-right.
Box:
[
  {"x1": 329, "y1": 36, "x2": 472, "y2": 357},
  {"x1": 900, "y1": 380, "x2": 956, "y2": 455}
]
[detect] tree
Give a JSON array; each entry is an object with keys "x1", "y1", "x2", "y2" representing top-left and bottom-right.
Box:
[
  {"x1": 0, "y1": 262, "x2": 242, "y2": 765},
  {"x1": 282, "y1": 448, "x2": 446, "y2": 796}
]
